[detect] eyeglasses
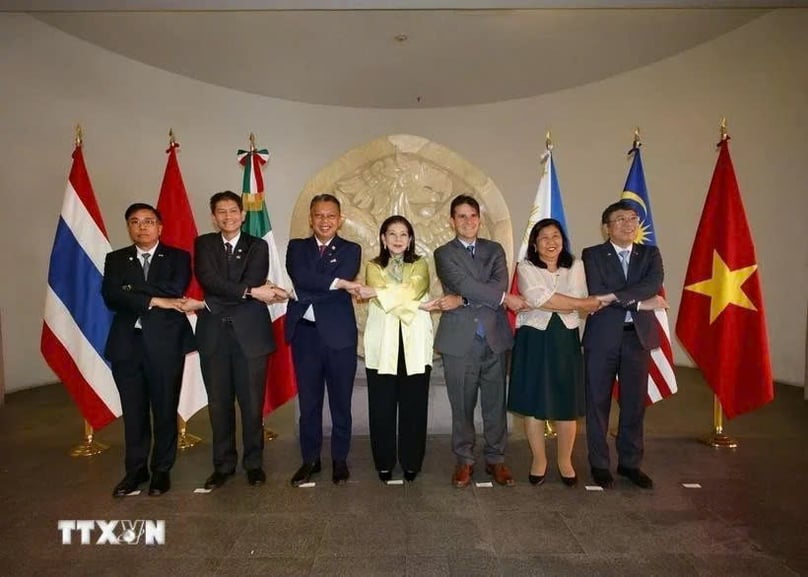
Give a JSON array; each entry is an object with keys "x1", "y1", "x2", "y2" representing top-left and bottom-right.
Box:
[
  {"x1": 128, "y1": 218, "x2": 158, "y2": 227},
  {"x1": 608, "y1": 216, "x2": 640, "y2": 226}
]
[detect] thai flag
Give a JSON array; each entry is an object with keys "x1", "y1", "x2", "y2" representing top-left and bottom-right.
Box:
[{"x1": 41, "y1": 145, "x2": 121, "y2": 429}]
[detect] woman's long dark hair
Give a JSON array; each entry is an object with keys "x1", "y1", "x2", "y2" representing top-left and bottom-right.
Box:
[
  {"x1": 372, "y1": 215, "x2": 421, "y2": 267},
  {"x1": 525, "y1": 218, "x2": 574, "y2": 269}
]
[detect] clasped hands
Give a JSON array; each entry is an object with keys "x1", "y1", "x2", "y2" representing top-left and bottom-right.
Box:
[{"x1": 147, "y1": 281, "x2": 291, "y2": 313}]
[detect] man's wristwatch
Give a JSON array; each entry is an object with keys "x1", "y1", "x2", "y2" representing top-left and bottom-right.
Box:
[{"x1": 461, "y1": 296, "x2": 469, "y2": 307}]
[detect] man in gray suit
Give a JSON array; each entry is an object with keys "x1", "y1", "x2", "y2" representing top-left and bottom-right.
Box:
[{"x1": 434, "y1": 195, "x2": 528, "y2": 487}]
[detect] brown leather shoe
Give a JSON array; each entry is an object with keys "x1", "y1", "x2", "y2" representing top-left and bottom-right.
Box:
[
  {"x1": 452, "y1": 464, "x2": 473, "y2": 488},
  {"x1": 485, "y1": 462, "x2": 515, "y2": 486}
]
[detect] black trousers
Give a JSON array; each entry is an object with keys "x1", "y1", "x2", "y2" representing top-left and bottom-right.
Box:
[
  {"x1": 111, "y1": 331, "x2": 184, "y2": 476},
  {"x1": 199, "y1": 323, "x2": 268, "y2": 473},
  {"x1": 366, "y1": 336, "x2": 431, "y2": 473}
]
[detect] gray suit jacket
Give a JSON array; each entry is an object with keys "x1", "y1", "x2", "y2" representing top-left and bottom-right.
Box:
[{"x1": 434, "y1": 237, "x2": 514, "y2": 356}]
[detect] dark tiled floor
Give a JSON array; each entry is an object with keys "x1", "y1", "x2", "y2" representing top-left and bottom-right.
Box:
[{"x1": 0, "y1": 367, "x2": 806, "y2": 577}]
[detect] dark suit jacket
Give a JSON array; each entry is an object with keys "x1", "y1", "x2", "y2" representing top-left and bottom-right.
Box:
[
  {"x1": 285, "y1": 235, "x2": 361, "y2": 350},
  {"x1": 194, "y1": 232, "x2": 275, "y2": 359},
  {"x1": 581, "y1": 241, "x2": 663, "y2": 351},
  {"x1": 434, "y1": 237, "x2": 513, "y2": 356},
  {"x1": 102, "y1": 243, "x2": 195, "y2": 363}
]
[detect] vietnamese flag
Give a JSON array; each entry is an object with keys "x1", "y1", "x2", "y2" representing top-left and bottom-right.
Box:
[{"x1": 675, "y1": 138, "x2": 773, "y2": 418}]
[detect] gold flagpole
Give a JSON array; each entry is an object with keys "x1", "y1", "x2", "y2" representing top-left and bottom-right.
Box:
[
  {"x1": 67, "y1": 127, "x2": 109, "y2": 458},
  {"x1": 177, "y1": 415, "x2": 201, "y2": 450},
  {"x1": 69, "y1": 419, "x2": 109, "y2": 457},
  {"x1": 702, "y1": 118, "x2": 737, "y2": 449},
  {"x1": 247, "y1": 132, "x2": 279, "y2": 442},
  {"x1": 541, "y1": 131, "x2": 557, "y2": 441}
]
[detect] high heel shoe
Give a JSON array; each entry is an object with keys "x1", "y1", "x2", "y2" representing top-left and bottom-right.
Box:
[
  {"x1": 558, "y1": 468, "x2": 578, "y2": 487},
  {"x1": 378, "y1": 470, "x2": 393, "y2": 483},
  {"x1": 528, "y1": 473, "x2": 546, "y2": 486}
]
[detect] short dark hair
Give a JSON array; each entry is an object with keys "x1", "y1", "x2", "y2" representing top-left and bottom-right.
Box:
[
  {"x1": 209, "y1": 190, "x2": 243, "y2": 213},
  {"x1": 373, "y1": 215, "x2": 421, "y2": 268},
  {"x1": 601, "y1": 200, "x2": 637, "y2": 225},
  {"x1": 310, "y1": 193, "x2": 341, "y2": 211},
  {"x1": 525, "y1": 218, "x2": 574, "y2": 269},
  {"x1": 124, "y1": 203, "x2": 161, "y2": 222},
  {"x1": 450, "y1": 194, "x2": 480, "y2": 217}
]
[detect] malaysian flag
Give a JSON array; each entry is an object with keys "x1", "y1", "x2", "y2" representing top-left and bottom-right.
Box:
[
  {"x1": 41, "y1": 140, "x2": 121, "y2": 429},
  {"x1": 620, "y1": 143, "x2": 678, "y2": 403}
]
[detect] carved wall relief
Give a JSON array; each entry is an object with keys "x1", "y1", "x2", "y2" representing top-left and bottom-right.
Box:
[{"x1": 289, "y1": 134, "x2": 513, "y2": 357}]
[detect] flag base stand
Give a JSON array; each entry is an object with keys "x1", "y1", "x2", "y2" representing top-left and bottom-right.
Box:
[
  {"x1": 703, "y1": 395, "x2": 738, "y2": 449},
  {"x1": 177, "y1": 417, "x2": 201, "y2": 451},
  {"x1": 69, "y1": 421, "x2": 109, "y2": 457},
  {"x1": 544, "y1": 421, "x2": 557, "y2": 439},
  {"x1": 264, "y1": 427, "x2": 278, "y2": 441}
]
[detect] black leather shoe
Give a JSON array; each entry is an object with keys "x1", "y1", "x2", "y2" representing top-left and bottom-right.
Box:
[
  {"x1": 617, "y1": 465, "x2": 653, "y2": 489},
  {"x1": 403, "y1": 470, "x2": 418, "y2": 482},
  {"x1": 290, "y1": 459, "x2": 321, "y2": 487},
  {"x1": 558, "y1": 469, "x2": 578, "y2": 487},
  {"x1": 247, "y1": 468, "x2": 266, "y2": 486},
  {"x1": 378, "y1": 470, "x2": 393, "y2": 483},
  {"x1": 332, "y1": 460, "x2": 350, "y2": 484},
  {"x1": 591, "y1": 467, "x2": 614, "y2": 489},
  {"x1": 528, "y1": 473, "x2": 546, "y2": 486},
  {"x1": 113, "y1": 469, "x2": 149, "y2": 498},
  {"x1": 204, "y1": 470, "x2": 234, "y2": 490},
  {"x1": 148, "y1": 471, "x2": 171, "y2": 496}
]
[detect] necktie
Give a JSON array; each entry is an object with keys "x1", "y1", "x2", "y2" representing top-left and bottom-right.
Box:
[
  {"x1": 618, "y1": 249, "x2": 629, "y2": 279},
  {"x1": 225, "y1": 242, "x2": 233, "y2": 261},
  {"x1": 389, "y1": 255, "x2": 404, "y2": 283},
  {"x1": 619, "y1": 250, "x2": 632, "y2": 322},
  {"x1": 466, "y1": 244, "x2": 475, "y2": 259},
  {"x1": 319, "y1": 244, "x2": 327, "y2": 257},
  {"x1": 141, "y1": 253, "x2": 151, "y2": 280}
]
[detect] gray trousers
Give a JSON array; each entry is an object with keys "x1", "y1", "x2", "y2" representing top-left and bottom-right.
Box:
[{"x1": 442, "y1": 336, "x2": 508, "y2": 466}]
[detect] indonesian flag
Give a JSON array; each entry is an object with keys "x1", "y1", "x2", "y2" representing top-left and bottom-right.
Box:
[
  {"x1": 676, "y1": 138, "x2": 773, "y2": 418},
  {"x1": 620, "y1": 145, "x2": 678, "y2": 404},
  {"x1": 238, "y1": 146, "x2": 298, "y2": 415},
  {"x1": 507, "y1": 147, "x2": 569, "y2": 329},
  {"x1": 41, "y1": 144, "x2": 121, "y2": 429},
  {"x1": 155, "y1": 141, "x2": 208, "y2": 421}
]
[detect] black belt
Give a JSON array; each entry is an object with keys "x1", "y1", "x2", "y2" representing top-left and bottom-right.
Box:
[
  {"x1": 623, "y1": 323, "x2": 635, "y2": 331},
  {"x1": 300, "y1": 319, "x2": 316, "y2": 327}
]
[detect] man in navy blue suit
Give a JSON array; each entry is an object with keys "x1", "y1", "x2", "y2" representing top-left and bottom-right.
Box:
[
  {"x1": 582, "y1": 200, "x2": 667, "y2": 490},
  {"x1": 286, "y1": 194, "x2": 361, "y2": 485},
  {"x1": 102, "y1": 203, "x2": 194, "y2": 498}
]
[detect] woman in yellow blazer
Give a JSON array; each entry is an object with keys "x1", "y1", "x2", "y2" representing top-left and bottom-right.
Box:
[{"x1": 356, "y1": 215, "x2": 436, "y2": 482}]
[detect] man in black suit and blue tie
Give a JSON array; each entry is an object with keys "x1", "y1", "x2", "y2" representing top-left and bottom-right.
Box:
[
  {"x1": 190, "y1": 191, "x2": 277, "y2": 490},
  {"x1": 286, "y1": 194, "x2": 361, "y2": 486},
  {"x1": 102, "y1": 203, "x2": 195, "y2": 497},
  {"x1": 582, "y1": 200, "x2": 668, "y2": 490}
]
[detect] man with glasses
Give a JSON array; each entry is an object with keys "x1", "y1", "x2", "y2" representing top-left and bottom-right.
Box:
[
  {"x1": 582, "y1": 200, "x2": 667, "y2": 490},
  {"x1": 102, "y1": 203, "x2": 195, "y2": 497}
]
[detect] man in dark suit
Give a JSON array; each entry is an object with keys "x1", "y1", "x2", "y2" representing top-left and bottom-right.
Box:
[
  {"x1": 192, "y1": 191, "x2": 276, "y2": 489},
  {"x1": 102, "y1": 203, "x2": 194, "y2": 498},
  {"x1": 286, "y1": 194, "x2": 361, "y2": 486},
  {"x1": 582, "y1": 200, "x2": 666, "y2": 490},
  {"x1": 434, "y1": 195, "x2": 527, "y2": 488}
]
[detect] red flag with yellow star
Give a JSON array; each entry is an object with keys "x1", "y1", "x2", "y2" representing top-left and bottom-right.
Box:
[{"x1": 675, "y1": 138, "x2": 773, "y2": 418}]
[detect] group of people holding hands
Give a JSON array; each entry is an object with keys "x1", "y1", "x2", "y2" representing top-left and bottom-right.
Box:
[{"x1": 102, "y1": 189, "x2": 666, "y2": 498}]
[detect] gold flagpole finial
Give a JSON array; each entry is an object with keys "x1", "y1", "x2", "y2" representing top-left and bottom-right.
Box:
[
  {"x1": 545, "y1": 130, "x2": 553, "y2": 151},
  {"x1": 720, "y1": 117, "x2": 729, "y2": 141},
  {"x1": 633, "y1": 127, "x2": 641, "y2": 149},
  {"x1": 74, "y1": 124, "x2": 83, "y2": 148},
  {"x1": 169, "y1": 128, "x2": 177, "y2": 147},
  {"x1": 249, "y1": 132, "x2": 257, "y2": 152}
]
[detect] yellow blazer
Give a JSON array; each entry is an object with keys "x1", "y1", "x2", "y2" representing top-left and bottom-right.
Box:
[{"x1": 363, "y1": 258, "x2": 434, "y2": 376}]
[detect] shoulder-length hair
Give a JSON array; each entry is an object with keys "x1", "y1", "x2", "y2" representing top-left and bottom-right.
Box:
[
  {"x1": 373, "y1": 215, "x2": 421, "y2": 267},
  {"x1": 525, "y1": 218, "x2": 575, "y2": 269}
]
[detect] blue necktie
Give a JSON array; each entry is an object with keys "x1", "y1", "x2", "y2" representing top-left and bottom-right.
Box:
[
  {"x1": 466, "y1": 244, "x2": 475, "y2": 259},
  {"x1": 141, "y1": 253, "x2": 151, "y2": 281},
  {"x1": 619, "y1": 250, "x2": 632, "y2": 322}
]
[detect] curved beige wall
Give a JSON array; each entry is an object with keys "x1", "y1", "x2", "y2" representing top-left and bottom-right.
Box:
[{"x1": 1, "y1": 10, "x2": 806, "y2": 393}]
